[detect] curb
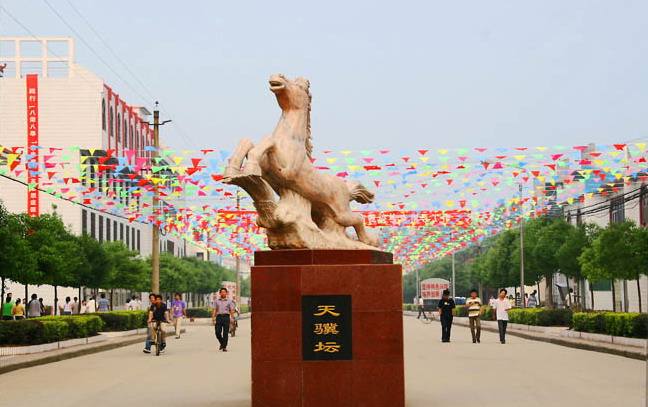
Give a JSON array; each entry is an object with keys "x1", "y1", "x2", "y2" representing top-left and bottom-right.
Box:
[
  {"x1": 404, "y1": 313, "x2": 646, "y2": 361},
  {"x1": 0, "y1": 335, "x2": 145, "y2": 375},
  {"x1": 0, "y1": 326, "x2": 188, "y2": 375}
]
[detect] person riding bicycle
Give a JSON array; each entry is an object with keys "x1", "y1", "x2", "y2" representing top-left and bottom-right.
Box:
[{"x1": 144, "y1": 294, "x2": 170, "y2": 354}]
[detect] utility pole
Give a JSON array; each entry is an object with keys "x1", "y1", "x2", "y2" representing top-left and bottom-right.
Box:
[
  {"x1": 147, "y1": 102, "x2": 171, "y2": 294},
  {"x1": 451, "y1": 250, "x2": 456, "y2": 299},
  {"x1": 235, "y1": 188, "x2": 241, "y2": 305},
  {"x1": 519, "y1": 183, "x2": 526, "y2": 308}
]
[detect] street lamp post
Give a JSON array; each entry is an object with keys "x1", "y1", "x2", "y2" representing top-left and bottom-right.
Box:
[
  {"x1": 451, "y1": 250, "x2": 456, "y2": 299},
  {"x1": 519, "y1": 183, "x2": 525, "y2": 307}
]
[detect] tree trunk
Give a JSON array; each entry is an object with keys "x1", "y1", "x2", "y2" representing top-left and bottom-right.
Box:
[
  {"x1": 590, "y1": 282, "x2": 595, "y2": 310},
  {"x1": 545, "y1": 274, "x2": 554, "y2": 309},
  {"x1": 25, "y1": 285, "x2": 28, "y2": 312},
  {"x1": 1, "y1": 276, "x2": 5, "y2": 311},
  {"x1": 565, "y1": 278, "x2": 571, "y2": 309},
  {"x1": 54, "y1": 285, "x2": 58, "y2": 316},
  {"x1": 637, "y1": 278, "x2": 642, "y2": 313},
  {"x1": 78, "y1": 287, "x2": 82, "y2": 313},
  {"x1": 611, "y1": 281, "x2": 616, "y2": 312},
  {"x1": 110, "y1": 288, "x2": 114, "y2": 311}
]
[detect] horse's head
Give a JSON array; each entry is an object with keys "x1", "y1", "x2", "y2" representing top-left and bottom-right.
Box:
[{"x1": 269, "y1": 74, "x2": 311, "y2": 112}]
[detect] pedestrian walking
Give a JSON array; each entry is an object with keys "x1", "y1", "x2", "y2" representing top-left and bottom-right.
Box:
[
  {"x1": 466, "y1": 289, "x2": 482, "y2": 343},
  {"x1": 2, "y1": 295, "x2": 14, "y2": 320},
  {"x1": 12, "y1": 298, "x2": 25, "y2": 320},
  {"x1": 437, "y1": 289, "x2": 455, "y2": 343},
  {"x1": 61, "y1": 297, "x2": 73, "y2": 315},
  {"x1": 494, "y1": 288, "x2": 513, "y2": 344},
  {"x1": 416, "y1": 296, "x2": 428, "y2": 320},
  {"x1": 80, "y1": 299, "x2": 88, "y2": 314},
  {"x1": 212, "y1": 287, "x2": 235, "y2": 352},
  {"x1": 39, "y1": 298, "x2": 47, "y2": 316},
  {"x1": 171, "y1": 292, "x2": 187, "y2": 339},
  {"x1": 27, "y1": 294, "x2": 41, "y2": 318},
  {"x1": 72, "y1": 297, "x2": 79, "y2": 314},
  {"x1": 97, "y1": 293, "x2": 110, "y2": 312},
  {"x1": 86, "y1": 296, "x2": 96, "y2": 313},
  {"x1": 527, "y1": 290, "x2": 538, "y2": 308}
]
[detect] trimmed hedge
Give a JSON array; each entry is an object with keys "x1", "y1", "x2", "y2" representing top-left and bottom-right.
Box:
[
  {"x1": 94, "y1": 310, "x2": 147, "y2": 331},
  {"x1": 508, "y1": 308, "x2": 572, "y2": 326},
  {"x1": 187, "y1": 308, "x2": 211, "y2": 318},
  {"x1": 0, "y1": 315, "x2": 103, "y2": 346},
  {"x1": 572, "y1": 312, "x2": 648, "y2": 339},
  {"x1": 453, "y1": 305, "x2": 468, "y2": 317}
]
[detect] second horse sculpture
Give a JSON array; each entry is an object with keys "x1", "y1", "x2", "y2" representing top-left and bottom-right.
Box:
[{"x1": 223, "y1": 74, "x2": 379, "y2": 250}]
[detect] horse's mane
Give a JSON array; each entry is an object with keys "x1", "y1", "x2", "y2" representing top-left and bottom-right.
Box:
[{"x1": 305, "y1": 89, "x2": 313, "y2": 160}]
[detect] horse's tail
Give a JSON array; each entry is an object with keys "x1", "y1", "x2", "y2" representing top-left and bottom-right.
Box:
[{"x1": 347, "y1": 181, "x2": 374, "y2": 204}]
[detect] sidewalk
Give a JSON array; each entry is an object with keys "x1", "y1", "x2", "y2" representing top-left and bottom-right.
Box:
[
  {"x1": 0, "y1": 315, "x2": 250, "y2": 374},
  {"x1": 404, "y1": 311, "x2": 647, "y2": 360}
]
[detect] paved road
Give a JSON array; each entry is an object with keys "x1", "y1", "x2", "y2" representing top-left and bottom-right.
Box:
[{"x1": 1, "y1": 318, "x2": 644, "y2": 407}]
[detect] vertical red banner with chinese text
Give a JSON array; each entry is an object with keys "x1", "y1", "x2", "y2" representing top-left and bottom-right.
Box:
[{"x1": 26, "y1": 74, "x2": 40, "y2": 217}]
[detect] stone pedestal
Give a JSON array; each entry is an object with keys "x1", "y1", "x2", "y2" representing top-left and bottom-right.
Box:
[{"x1": 251, "y1": 249, "x2": 405, "y2": 407}]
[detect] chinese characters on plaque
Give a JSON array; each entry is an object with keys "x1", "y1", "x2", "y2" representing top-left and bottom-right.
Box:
[{"x1": 302, "y1": 295, "x2": 352, "y2": 360}]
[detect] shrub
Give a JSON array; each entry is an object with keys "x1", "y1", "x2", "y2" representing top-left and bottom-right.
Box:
[
  {"x1": 41, "y1": 320, "x2": 70, "y2": 342},
  {"x1": 35, "y1": 315, "x2": 104, "y2": 337},
  {"x1": 92, "y1": 311, "x2": 146, "y2": 331},
  {"x1": 453, "y1": 305, "x2": 468, "y2": 317},
  {"x1": 0, "y1": 320, "x2": 45, "y2": 345},
  {"x1": 187, "y1": 308, "x2": 211, "y2": 318},
  {"x1": 508, "y1": 308, "x2": 572, "y2": 326},
  {"x1": 573, "y1": 312, "x2": 648, "y2": 338},
  {"x1": 480, "y1": 306, "x2": 494, "y2": 321}
]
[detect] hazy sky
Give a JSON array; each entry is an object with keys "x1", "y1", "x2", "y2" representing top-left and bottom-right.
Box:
[{"x1": 1, "y1": 0, "x2": 647, "y2": 152}]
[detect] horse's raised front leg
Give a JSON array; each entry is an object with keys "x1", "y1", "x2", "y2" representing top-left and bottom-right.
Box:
[
  {"x1": 242, "y1": 135, "x2": 274, "y2": 177},
  {"x1": 334, "y1": 211, "x2": 379, "y2": 247},
  {"x1": 224, "y1": 138, "x2": 254, "y2": 179}
]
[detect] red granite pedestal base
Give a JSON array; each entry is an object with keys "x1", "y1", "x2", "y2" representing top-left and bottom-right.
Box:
[{"x1": 251, "y1": 250, "x2": 405, "y2": 407}]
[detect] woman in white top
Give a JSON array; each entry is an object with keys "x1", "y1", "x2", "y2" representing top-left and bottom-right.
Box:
[
  {"x1": 494, "y1": 288, "x2": 512, "y2": 344},
  {"x1": 61, "y1": 297, "x2": 73, "y2": 315}
]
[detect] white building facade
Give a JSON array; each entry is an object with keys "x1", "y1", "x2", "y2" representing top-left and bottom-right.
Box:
[{"x1": 0, "y1": 37, "x2": 207, "y2": 308}]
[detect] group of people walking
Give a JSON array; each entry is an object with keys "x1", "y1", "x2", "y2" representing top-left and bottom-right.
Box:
[
  {"x1": 0, "y1": 292, "x2": 124, "y2": 320},
  {"x1": 416, "y1": 288, "x2": 525, "y2": 344}
]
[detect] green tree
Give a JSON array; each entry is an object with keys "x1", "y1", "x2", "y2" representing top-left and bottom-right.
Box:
[
  {"x1": 0, "y1": 202, "x2": 37, "y2": 308},
  {"x1": 580, "y1": 221, "x2": 647, "y2": 312}
]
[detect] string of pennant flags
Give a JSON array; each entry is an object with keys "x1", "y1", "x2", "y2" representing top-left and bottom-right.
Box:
[{"x1": 1, "y1": 141, "x2": 646, "y2": 269}]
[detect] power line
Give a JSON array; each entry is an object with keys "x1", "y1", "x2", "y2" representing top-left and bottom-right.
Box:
[
  {"x1": 42, "y1": 0, "x2": 150, "y2": 106},
  {"x1": 64, "y1": 0, "x2": 155, "y2": 102}
]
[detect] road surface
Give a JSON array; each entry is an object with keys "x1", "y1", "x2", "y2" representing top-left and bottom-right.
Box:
[{"x1": 0, "y1": 317, "x2": 644, "y2": 406}]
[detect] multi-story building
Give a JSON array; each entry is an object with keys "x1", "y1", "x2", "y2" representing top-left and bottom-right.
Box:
[
  {"x1": 0, "y1": 36, "x2": 207, "y2": 305},
  {"x1": 562, "y1": 144, "x2": 647, "y2": 312}
]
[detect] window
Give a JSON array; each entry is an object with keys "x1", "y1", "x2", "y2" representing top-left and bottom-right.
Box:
[
  {"x1": 120, "y1": 223, "x2": 124, "y2": 241},
  {"x1": 82, "y1": 209, "x2": 88, "y2": 234},
  {"x1": 91, "y1": 212, "x2": 96, "y2": 238},
  {"x1": 576, "y1": 209, "x2": 582, "y2": 226},
  {"x1": 126, "y1": 225, "x2": 130, "y2": 247},
  {"x1": 109, "y1": 108, "x2": 114, "y2": 139},
  {"x1": 102, "y1": 99, "x2": 106, "y2": 130},
  {"x1": 117, "y1": 113, "x2": 121, "y2": 144},
  {"x1": 106, "y1": 219, "x2": 111, "y2": 242},
  {"x1": 641, "y1": 185, "x2": 648, "y2": 227},
  {"x1": 130, "y1": 125, "x2": 134, "y2": 150},
  {"x1": 123, "y1": 119, "x2": 128, "y2": 146},
  {"x1": 98, "y1": 215, "x2": 104, "y2": 242},
  {"x1": 137, "y1": 230, "x2": 141, "y2": 252},
  {"x1": 610, "y1": 196, "x2": 625, "y2": 224},
  {"x1": 132, "y1": 227, "x2": 136, "y2": 250},
  {"x1": 167, "y1": 241, "x2": 175, "y2": 255},
  {"x1": 113, "y1": 220, "x2": 118, "y2": 240}
]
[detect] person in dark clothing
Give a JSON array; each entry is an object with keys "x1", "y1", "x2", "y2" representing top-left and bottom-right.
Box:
[{"x1": 437, "y1": 289, "x2": 455, "y2": 342}]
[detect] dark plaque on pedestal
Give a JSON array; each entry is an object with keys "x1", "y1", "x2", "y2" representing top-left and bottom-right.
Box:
[{"x1": 301, "y1": 295, "x2": 352, "y2": 361}]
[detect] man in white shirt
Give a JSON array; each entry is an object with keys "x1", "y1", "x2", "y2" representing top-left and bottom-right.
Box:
[
  {"x1": 86, "y1": 296, "x2": 96, "y2": 313},
  {"x1": 494, "y1": 288, "x2": 513, "y2": 344},
  {"x1": 416, "y1": 296, "x2": 427, "y2": 320}
]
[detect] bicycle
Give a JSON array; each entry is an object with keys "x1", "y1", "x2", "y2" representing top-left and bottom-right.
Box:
[{"x1": 151, "y1": 320, "x2": 164, "y2": 356}]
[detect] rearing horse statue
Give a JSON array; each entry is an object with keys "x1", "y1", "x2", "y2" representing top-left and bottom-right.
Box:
[{"x1": 223, "y1": 74, "x2": 379, "y2": 250}]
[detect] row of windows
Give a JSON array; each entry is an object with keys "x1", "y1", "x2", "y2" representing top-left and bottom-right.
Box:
[
  {"x1": 101, "y1": 98, "x2": 150, "y2": 153},
  {"x1": 82, "y1": 209, "x2": 141, "y2": 252}
]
